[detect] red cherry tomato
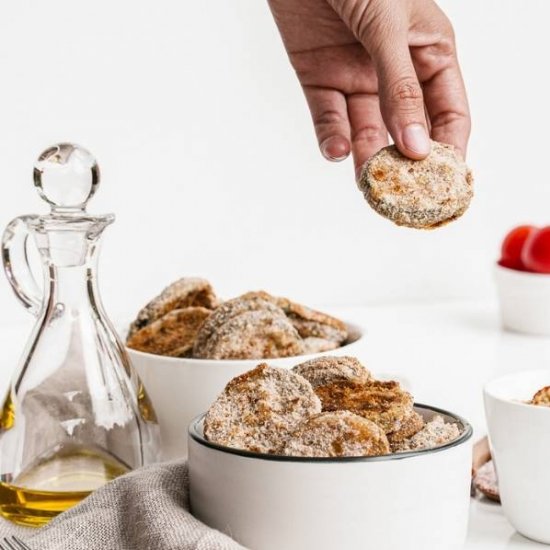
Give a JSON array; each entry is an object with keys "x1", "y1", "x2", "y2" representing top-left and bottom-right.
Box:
[
  {"x1": 522, "y1": 227, "x2": 550, "y2": 273},
  {"x1": 498, "y1": 257, "x2": 525, "y2": 270},
  {"x1": 500, "y1": 225, "x2": 537, "y2": 271}
]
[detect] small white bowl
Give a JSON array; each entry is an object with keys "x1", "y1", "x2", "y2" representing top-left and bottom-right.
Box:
[
  {"x1": 484, "y1": 370, "x2": 550, "y2": 544},
  {"x1": 494, "y1": 263, "x2": 550, "y2": 336},
  {"x1": 128, "y1": 322, "x2": 364, "y2": 459},
  {"x1": 188, "y1": 405, "x2": 473, "y2": 550}
]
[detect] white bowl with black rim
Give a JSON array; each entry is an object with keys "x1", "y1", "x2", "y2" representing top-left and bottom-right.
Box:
[
  {"x1": 128, "y1": 322, "x2": 364, "y2": 459},
  {"x1": 188, "y1": 404, "x2": 473, "y2": 550}
]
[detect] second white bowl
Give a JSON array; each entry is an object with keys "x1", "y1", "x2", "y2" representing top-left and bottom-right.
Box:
[{"x1": 129, "y1": 322, "x2": 364, "y2": 459}]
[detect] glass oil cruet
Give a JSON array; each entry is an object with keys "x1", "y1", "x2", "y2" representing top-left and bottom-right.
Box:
[{"x1": 0, "y1": 143, "x2": 159, "y2": 526}]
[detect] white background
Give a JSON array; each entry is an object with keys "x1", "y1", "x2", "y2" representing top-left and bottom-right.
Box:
[{"x1": 0, "y1": 0, "x2": 548, "y2": 324}]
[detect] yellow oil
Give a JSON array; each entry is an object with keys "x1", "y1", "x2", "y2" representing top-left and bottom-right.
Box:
[
  {"x1": 137, "y1": 380, "x2": 158, "y2": 424},
  {"x1": 0, "y1": 392, "x2": 15, "y2": 431},
  {"x1": 0, "y1": 446, "x2": 129, "y2": 527}
]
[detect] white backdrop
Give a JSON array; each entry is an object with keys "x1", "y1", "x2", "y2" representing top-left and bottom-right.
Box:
[{"x1": 0, "y1": 0, "x2": 548, "y2": 324}]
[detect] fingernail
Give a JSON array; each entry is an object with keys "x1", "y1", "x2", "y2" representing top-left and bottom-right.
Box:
[
  {"x1": 402, "y1": 124, "x2": 431, "y2": 156},
  {"x1": 320, "y1": 136, "x2": 349, "y2": 162}
]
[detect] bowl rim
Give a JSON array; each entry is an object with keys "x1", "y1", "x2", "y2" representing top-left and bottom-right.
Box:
[
  {"x1": 188, "y1": 403, "x2": 473, "y2": 463},
  {"x1": 125, "y1": 320, "x2": 365, "y2": 366},
  {"x1": 484, "y1": 368, "x2": 550, "y2": 411},
  {"x1": 494, "y1": 263, "x2": 550, "y2": 279}
]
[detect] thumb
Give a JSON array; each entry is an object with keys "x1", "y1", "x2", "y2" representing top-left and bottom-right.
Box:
[{"x1": 372, "y1": 38, "x2": 431, "y2": 159}]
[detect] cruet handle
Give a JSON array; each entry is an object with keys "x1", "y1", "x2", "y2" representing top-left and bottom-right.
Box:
[{"x1": 1, "y1": 216, "x2": 43, "y2": 316}]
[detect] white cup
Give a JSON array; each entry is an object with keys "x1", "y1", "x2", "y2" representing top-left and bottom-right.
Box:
[
  {"x1": 484, "y1": 370, "x2": 550, "y2": 544},
  {"x1": 494, "y1": 264, "x2": 550, "y2": 335}
]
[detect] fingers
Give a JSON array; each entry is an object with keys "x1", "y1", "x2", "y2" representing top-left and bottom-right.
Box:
[
  {"x1": 347, "y1": 93, "x2": 388, "y2": 178},
  {"x1": 421, "y1": 63, "x2": 470, "y2": 158},
  {"x1": 371, "y1": 40, "x2": 431, "y2": 160},
  {"x1": 330, "y1": 0, "x2": 432, "y2": 160},
  {"x1": 302, "y1": 86, "x2": 351, "y2": 161}
]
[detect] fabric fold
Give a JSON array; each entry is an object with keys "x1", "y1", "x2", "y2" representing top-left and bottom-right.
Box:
[{"x1": 0, "y1": 461, "x2": 245, "y2": 550}]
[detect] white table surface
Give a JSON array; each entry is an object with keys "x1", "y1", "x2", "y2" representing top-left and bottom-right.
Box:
[{"x1": 1, "y1": 300, "x2": 549, "y2": 549}]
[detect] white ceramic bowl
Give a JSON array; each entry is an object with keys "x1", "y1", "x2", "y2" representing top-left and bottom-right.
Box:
[
  {"x1": 128, "y1": 322, "x2": 364, "y2": 459},
  {"x1": 494, "y1": 263, "x2": 550, "y2": 335},
  {"x1": 188, "y1": 405, "x2": 473, "y2": 550},
  {"x1": 484, "y1": 370, "x2": 550, "y2": 544}
]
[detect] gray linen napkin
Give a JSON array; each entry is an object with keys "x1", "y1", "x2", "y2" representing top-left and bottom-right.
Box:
[{"x1": 0, "y1": 461, "x2": 245, "y2": 550}]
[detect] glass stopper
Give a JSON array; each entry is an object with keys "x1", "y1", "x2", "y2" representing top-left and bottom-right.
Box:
[{"x1": 33, "y1": 143, "x2": 100, "y2": 211}]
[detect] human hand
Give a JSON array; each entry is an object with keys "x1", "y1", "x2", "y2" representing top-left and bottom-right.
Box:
[{"x1": 268, "y1": 0, "x2": 470, "y2": 177}]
